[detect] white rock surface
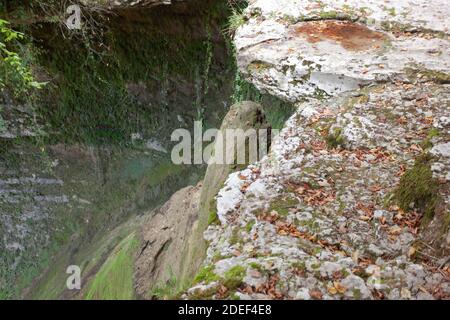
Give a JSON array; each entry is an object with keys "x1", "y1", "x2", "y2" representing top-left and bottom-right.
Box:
[{"x1": 235, "y1": 0, "x2": 450, "y2": 102}]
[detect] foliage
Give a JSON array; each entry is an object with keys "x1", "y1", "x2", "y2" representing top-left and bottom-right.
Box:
[
  {"x1": 85, "y1": 233, "x2": 138, "y2": 300},
  {"x1": 394, "y1": 154, "x2": 440, "y2": 223},
  {"x1": 193, "y1": 265, "x2": 220, "y2": 284},
  {"x1": 0, "y1": 18, "x2": 45, "y2": 133},
  {"x1": 222, "y1": 265, "x2": 246, "y2": 290},
  {"x1": 0, "y1": 19, "x2": 44, "y2": 93},
  {"x1": 224, "y1": 7, "x2": 246, "y2": 37}
]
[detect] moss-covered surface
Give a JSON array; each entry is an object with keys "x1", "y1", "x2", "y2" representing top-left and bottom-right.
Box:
[
  {"x1": 421, "y1": 128, "x2": 440, "y2": 150},
  {"x1": 269, "y1": 196, "x2": 299, "y2": 217},
  {"x1": 394, "y1": 154, "x2": 441, "y2": 224},
  {"x1": 29, "y1": 2, "x2": 234, "y2": 145},
  {"x1": 326, "y1": 127, "x2": 345, "y2": 149},
  {"x1": 85, "y1": 233, "x2": 138, "y2": 300},
  {"x1": 207, "y1": 199, "x2": 219, "y2": 225},
  {"x1": 28, "y1": 214, "x2": 140, "y2": 300},
  {"x1": 190, "y1": 264, "x2": 246, "y2": 299},
  {"x1": 404, "y1": 66, "x2": 450, "y2": 84},
  {"x1": 245, "y1": 220, "x2": 255, "y2": 232},
  {"x1": 1, "y1": 0, "x2": 237, "y2": 300},
  {"x1": 222, "y1": 265, "x2": 246, "y2": 290},
  {"x1": 193, "y1": 265, "x2": 220, "y2": 285}
]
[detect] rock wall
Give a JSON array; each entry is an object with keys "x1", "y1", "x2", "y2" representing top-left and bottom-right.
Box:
[
  {"x1": 186, "y1": 0, "x2": 450, "y2": 300},
  {"x1": 0, "y1": 0, "x2": 234, "y2": 299},
  {"x1": 130, "y1": 101, "x2": 270, "y2": 299}
]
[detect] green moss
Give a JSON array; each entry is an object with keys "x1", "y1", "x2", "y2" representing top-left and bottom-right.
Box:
[
  {"x1": 230, "y1": 292, "x2": 241, "y2": 300},
  {"x1": 249, "y1": 262, "x2": 264, "y2": 272},
  {"x1": 193, "y1": 265, "x2": 220, "y2": 284},
  {"x1": 352, "y1": 288, "x2": 362, "y2": 299},
  {"x1": 222, "y1": 265, "x2": 246, "y2": 290},
  {"x1": 326, "y1": 127, "x2": 345, "y2": 149},
  {"x1": 382, "y1": 22, "x2": 448, "y2": 39},
  {"x1": 421, "y1": 128, "x2": 440, "y2": 150},
  {"x1": 311, "y1": 263, "x2": 321, "y2": 270},
  {"x1": 245, "y1": 220, "x2": 255, "y2": 232},
  {"x1": 229, "y1": 227, "x2": 243, "y2": 245},
  {"x1": 319, "y1": 10, "x2": 339, "y2": 19},
  {"x1": 312, "y1": 247, "x2": 322, "y2": 256},
  {"x1": 338, "y1": 199, "x2": 346, "y2": 214},
  {"x1": 212, "y1": 252, "x2": 232, "y2": 263},
  {"x1": 386, "y1": 7, "x2": 396, "y2": 16},
  {"x1": 192, "y1": 264, "x2": 246, "y2": 296},
  {"x1": 291, "y1": 261, "x2": 306, "y2": 272},
  {"x1": 420, "y1": 70, "x2": 450, "y2": 84},
  {"x1": 85, "y1": 233, "x2": 138, "y2": 300},
  {"x1": 269, "y1": 196, "x2": 299, "y2": 217},
  {"x1": 207, "y1": 199, "x2": 220, "y2": 225},
  {"x1": 394, "y1": 154, "x2": 440, "y2": 224},
  {"x1": 251, "y1": 207, "x2": 265, "y2": 217}
]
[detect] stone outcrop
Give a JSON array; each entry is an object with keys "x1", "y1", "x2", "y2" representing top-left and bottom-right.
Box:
[
  {"x1": 134, "y1": 183, "x2": 202, "y2": 298},
  {"x1": 133, "y1": 101, "x2": 270, "y2": 298},
  {"x1": 183, "y1": 101, "x2": 270, "y2": 278},
  {"x1": 186, "y1": 0, "x2": 450, "y2": 300},
  {"x1": 235, "y1": 0, "x2": 449, "y2": 101}
]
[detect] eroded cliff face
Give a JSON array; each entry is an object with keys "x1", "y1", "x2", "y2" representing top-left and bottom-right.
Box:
[
  {"x1": 186, "y1": 0, "x2": 450, "y2": 300},
  {"x1": 2, "y1": 0, "x2": 449, "y2": 301},
  {"x1": 0, "y1": 0, "x2": 235, "y2": 299}
]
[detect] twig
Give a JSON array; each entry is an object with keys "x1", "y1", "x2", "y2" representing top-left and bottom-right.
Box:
[{"x1": 439, "y1": 256, "x2": 450, "y2": 269}]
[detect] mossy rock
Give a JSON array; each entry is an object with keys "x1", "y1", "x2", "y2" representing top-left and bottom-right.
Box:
[
  {"x1": 394, "y1": 154, "x2": 441, "y2": 224},
  {"x1": 326, "y1": 127, "x2": 345, "y2": 149},
  {"x1": 85, "y1": 233, "x2": 139, "y2": 300},
  {"x1": 222, "y1": 265, "x2": 246, "y2": 290},
  {"x1": 269, "y1": 196, "x2": 299, "y2": 217},
  {"x1": 180, "y1": 101, "x2": 270, "y2": 283}
]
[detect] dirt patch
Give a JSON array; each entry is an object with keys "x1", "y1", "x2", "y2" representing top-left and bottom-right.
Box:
[{"x1": 295, "y1": 21, "x2": 387, "y2": 51}]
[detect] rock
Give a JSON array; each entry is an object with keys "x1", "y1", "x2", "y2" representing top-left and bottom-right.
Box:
[
  {"x1": 244, "y1": 268, "x2": 267, "y2": 288},
  {"x1": 341, "y1": 275, "x2": 372, "y2": 299},
  {"x1": 416, "y1": 292, "x2": 435, "y2": 300},
  {"x1": 431, "y1": 142, "x2": 450, "y2": 158},
  {"x1": 187, "y1": 282, "x2": 220, "y2": 299},
  {"x1": 295, "y1": 288, "x2": 311, "y2": 300},
  {"x1": 134, "y1": 183, "x2": 201, "y2": 298},
  {"x1": 184, "y1": 0, "x2": 450, "y2": 301},
  {"x1": 368, "y1": 244, "x2": 385, "y2": 257},
  {"x1": 320, "y1": 262, "x2": 342, "y2": 278},
  {"x1": 182, "y1": 101, "x2": 270, "y2": 281},
  {"x1": 235, "y1": 0, "x2": 450, "y2": 102}
]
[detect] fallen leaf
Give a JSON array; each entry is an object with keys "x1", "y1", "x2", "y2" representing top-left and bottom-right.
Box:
[
  {"x1": 238, "y1": 174, "x2": 247, "y2": 180},
  {"x1": 389, "y1": 226, "x2": 402, "y2": 235},
  {"x1": 309, "y1": 289, "x2": 323, "y2": 300},
  {"x1": 408, "y1": 246, "x2": 416, "y2": 257},
  {"x1": 334, "y1": 281, "x2": 346, "y2": 294},
  {"x1": 327, "y1": 286, "x2": 337, "y2": 295},
  {"x1": 401, "y1": 287, "x2": 411, "y2": 299}
]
